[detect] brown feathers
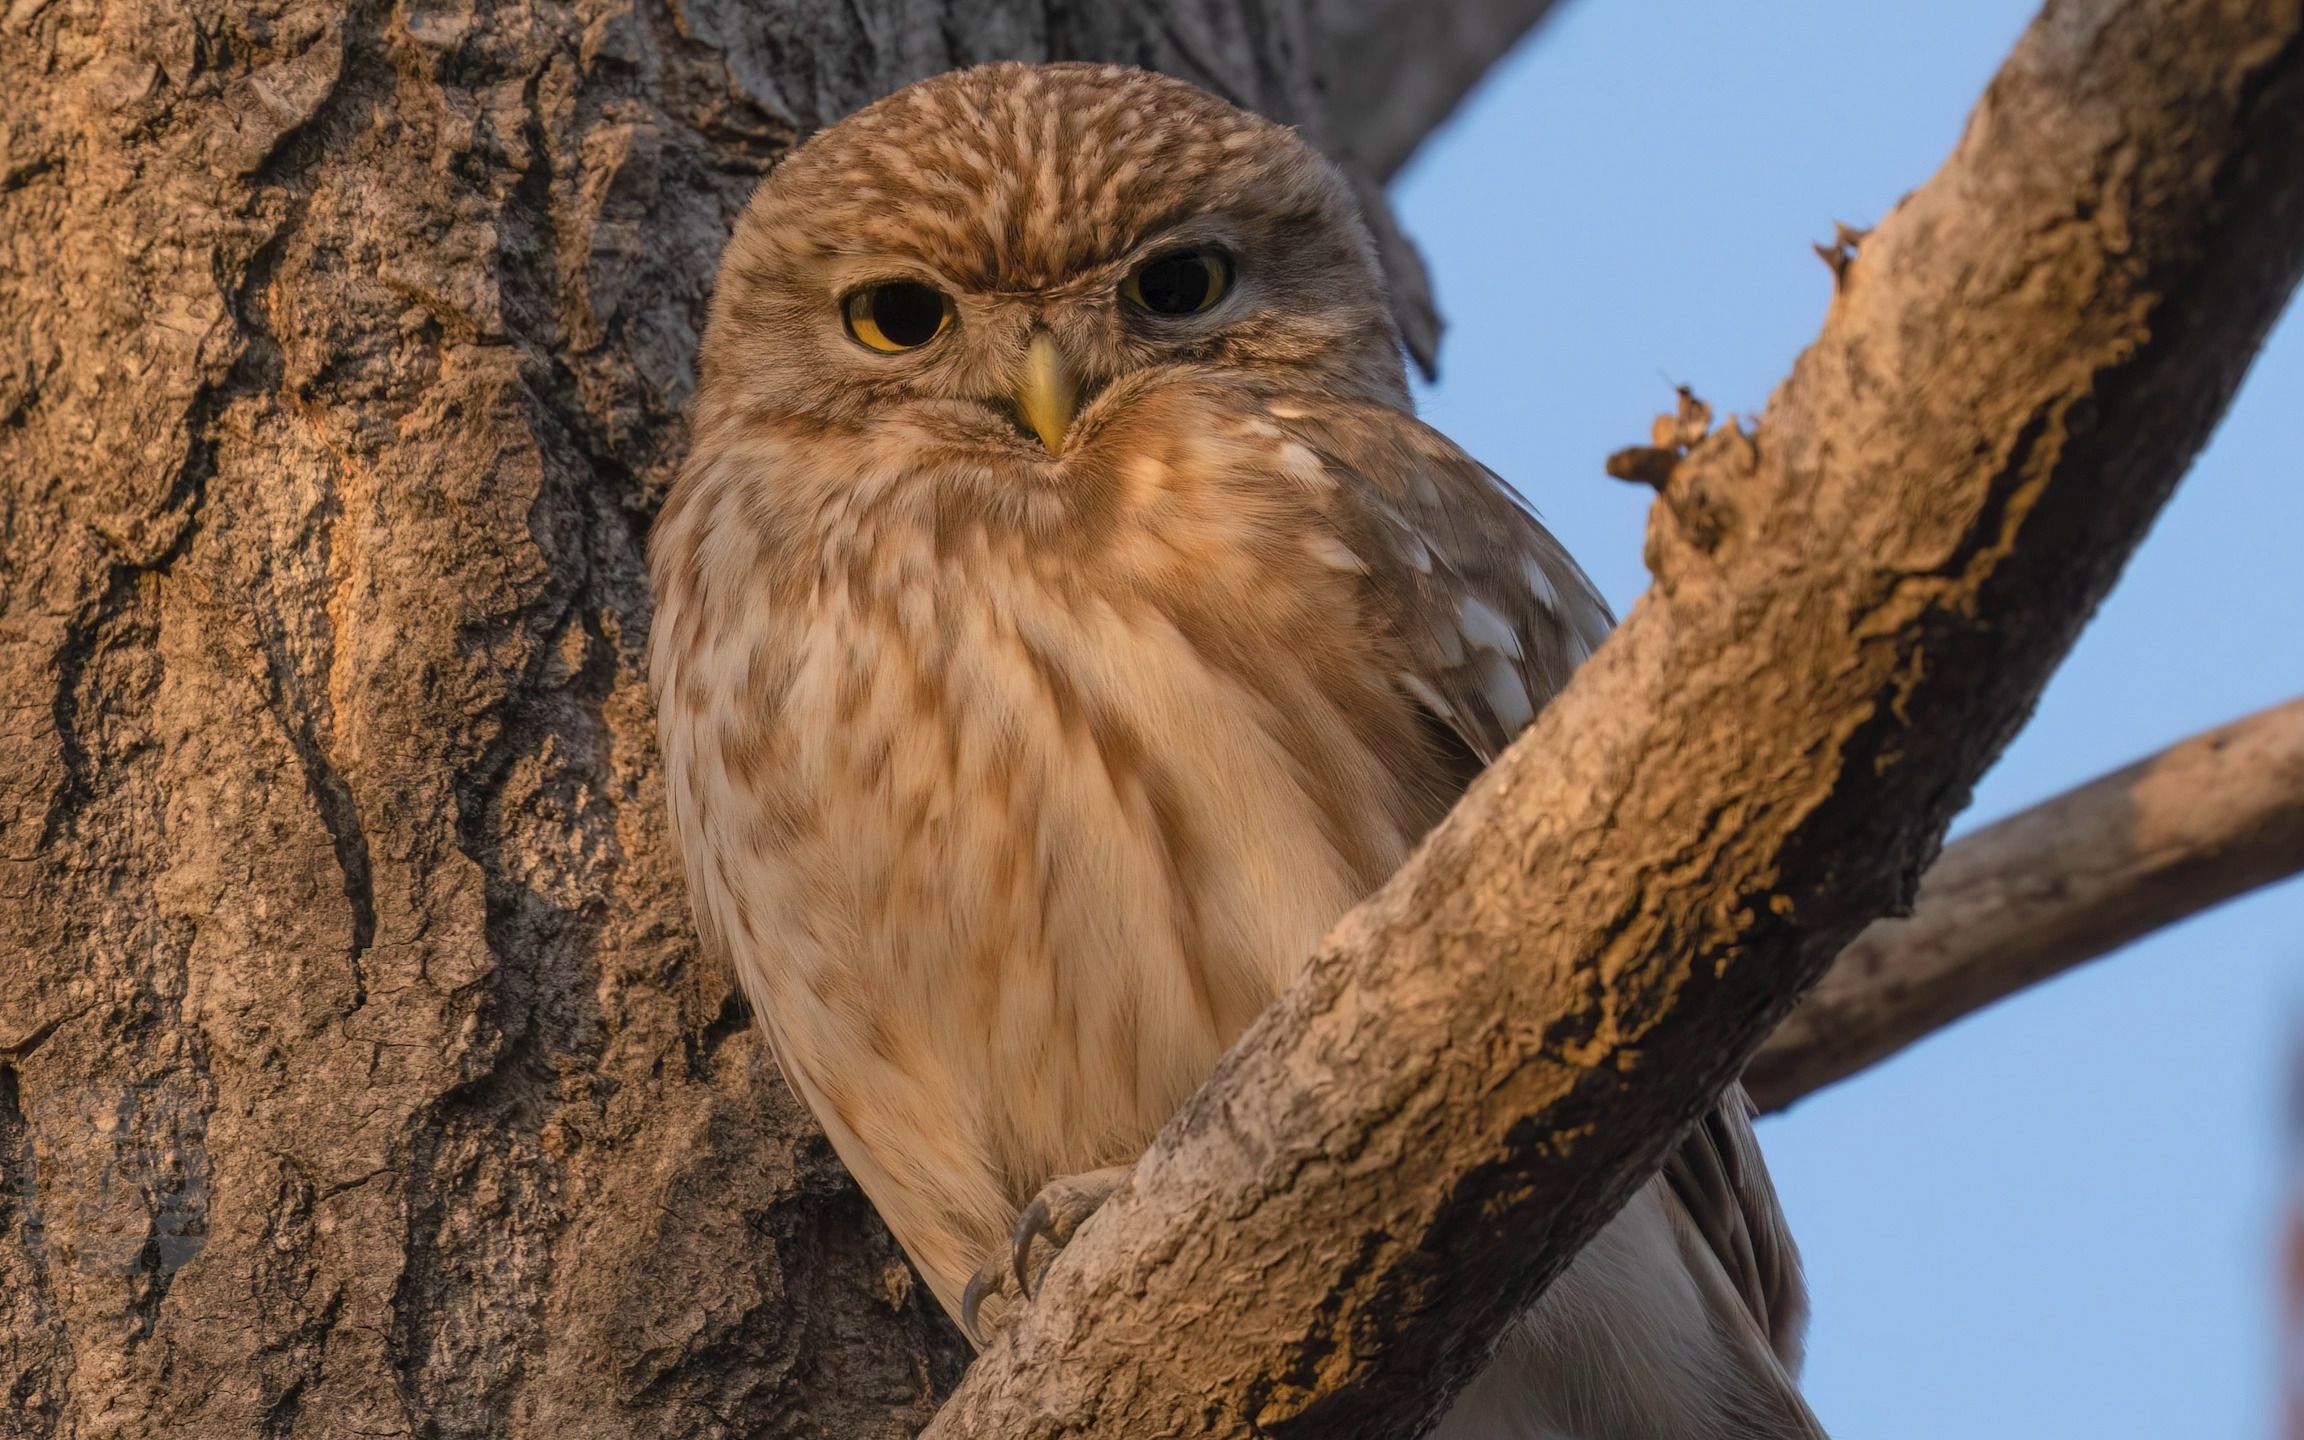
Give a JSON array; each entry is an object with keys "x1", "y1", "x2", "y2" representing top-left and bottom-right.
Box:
[{"x1": 649, "y1": 62, "x2": 1822, "y2": 1439}]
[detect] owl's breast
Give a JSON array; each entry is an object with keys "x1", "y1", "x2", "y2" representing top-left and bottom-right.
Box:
[{"x1": 656, "y1": 482, "x2": 1446, "y2": 1305}]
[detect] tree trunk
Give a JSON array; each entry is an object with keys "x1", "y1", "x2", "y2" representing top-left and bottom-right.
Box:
[
  {"x1": 11, "y1": 0, "x2": 2297, "y2": 1434},
  {"x1": 0, "y1": 2, "x2": 1512, "y2": 1435}
]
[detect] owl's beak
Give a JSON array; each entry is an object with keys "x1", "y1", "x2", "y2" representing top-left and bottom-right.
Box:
[{"x1": 1014, "y1": 332, "x2": 1079, "y2": 454}]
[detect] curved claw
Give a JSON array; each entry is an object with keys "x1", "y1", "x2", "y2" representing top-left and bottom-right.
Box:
[
  {"x1": 1010, "y1": 1196, "x2": 1056, "y2": 1300},
  {"x1": 959, "y1": 1267, "x2": 994, "y2": 1347}
]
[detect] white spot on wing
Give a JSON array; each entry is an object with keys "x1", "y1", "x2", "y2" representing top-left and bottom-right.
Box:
[
  {"x1": 1399, "y1": 671, "x2": 1454, "y2": 720},
  {"x1": 1477, "y1": 652, "x2": 1536, "y2": 736},
  {"x1": 1400, "y1": 532, "x2": 1435, "y2": 574},
  {"x1": 1457, "y1": 595, "x2": 1523, "y2": 659},
  {"x1": 1308, "y1": 532, "x2": 1365, "y2": 573},
  {"x1": 1520, "y1": 555, "x2": 1561, "y2": 613},
  {"x1": 1273, "y1": 442, "x2": 1329, "y2": 489}
]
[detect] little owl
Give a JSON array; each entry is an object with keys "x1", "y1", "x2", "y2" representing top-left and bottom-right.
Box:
[{"x1": 650, "y1": 62, "x2": 1825, "y2": 1438}]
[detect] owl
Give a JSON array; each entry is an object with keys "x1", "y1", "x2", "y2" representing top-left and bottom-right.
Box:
[{"x1": 649, "y1": 62, "x2": 1825, "y2": 1439}]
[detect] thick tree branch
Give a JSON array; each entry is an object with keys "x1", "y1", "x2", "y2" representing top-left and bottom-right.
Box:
[
  {"x1": 926, "y1": 2, "x2": 2304, "y2": 1434},
  {"x1": 1749, "y1": 696, "x2": 2304, "y2": 1112}
]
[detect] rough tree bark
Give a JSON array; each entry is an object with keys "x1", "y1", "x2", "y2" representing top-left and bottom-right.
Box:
[
  {"x1": 1750, "y1": 694, "x2": 2304, "y2": 1112},
  {"x1": 4, "y1": 1, "x2": 2297, "y2": 1439},
  {"x1": 0, "y1": 2, "x2": 1542, "y2": 1436}
]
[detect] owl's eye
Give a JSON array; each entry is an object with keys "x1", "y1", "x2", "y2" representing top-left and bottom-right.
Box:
[
  {"x1": 844, "y1": 282, "x2": 954, "y2": 352},
  {"x1": 1122, "y1": 250, "x2": 1231, "y2": 316}
]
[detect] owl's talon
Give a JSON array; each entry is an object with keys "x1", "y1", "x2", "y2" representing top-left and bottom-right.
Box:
[
  {"x1": 1011, "y1": 1196, "x2": 1055, "y2": 1299},
  {"x1": 959, "y1": 1267, "x2": 997, "y2": 1346},
  {"x1": 956, "y1": 1165, "x2": 1134, "y2": 1346},
  {"x1": 1003, "y1": 1164, "x2": 1133, "y2": 1305}
]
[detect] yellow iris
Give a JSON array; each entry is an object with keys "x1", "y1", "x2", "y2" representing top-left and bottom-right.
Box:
[
  {"x1": 1122, "y1": 250, "x2": 1231, "y2": 315},
  {"x1": 845, "y1": 282, "x2": 954, "y2": 351}
]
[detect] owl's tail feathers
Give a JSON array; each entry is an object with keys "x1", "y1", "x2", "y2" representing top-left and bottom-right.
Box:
[
  {"x1": 1687, "y1": 1226, "x2": 1832, "y2": 1440},
  {"x1": 1715, "y1": 1335, "x2": 1831, "y2": 1440},
  {"x1": 1432, "y1": 1180, "x2": 1829, "y2": 1440}
]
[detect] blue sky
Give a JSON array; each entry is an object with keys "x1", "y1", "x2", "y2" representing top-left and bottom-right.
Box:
[{"x1": 1391, "y1": 3, "x2": 2304, "y2": 1435}]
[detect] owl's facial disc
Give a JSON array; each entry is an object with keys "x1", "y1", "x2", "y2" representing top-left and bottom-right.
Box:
[{"x1": 696, "y1": 64, "x2": 1412, "y2": 453}]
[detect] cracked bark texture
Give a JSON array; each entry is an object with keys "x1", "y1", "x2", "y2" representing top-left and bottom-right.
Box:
[{"x1": 0, "y1": 1, "x2": 1547, "y2": 1436}]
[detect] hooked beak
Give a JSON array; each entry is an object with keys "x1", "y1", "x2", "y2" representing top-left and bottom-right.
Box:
[{"x1": 1014, "y1": 332, "x2": 1079, "y2": 454}]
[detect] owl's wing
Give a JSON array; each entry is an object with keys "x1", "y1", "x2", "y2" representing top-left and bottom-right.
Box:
[
  {"x1": 1291, "y1": 401, "x2": 1808, "y2": 1374},
  {"x1": 1290, "y1": 402, "x2": 1612, "y2": 765},
  {"x1": 1660, "y1": 1084, "x2": 1811, "y2": 1370}
]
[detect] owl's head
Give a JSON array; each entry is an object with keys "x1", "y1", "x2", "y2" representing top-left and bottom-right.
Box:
[{"x1": 695, "y1": 63, "x2": 1406, "y2": 461}]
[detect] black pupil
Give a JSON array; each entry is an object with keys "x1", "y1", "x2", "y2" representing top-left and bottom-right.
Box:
[
  {"x1": 869, "y1": 283, "x2": 945, "y2": 345},
  {"x1": 1136, "y1": 254, "x2": 1213, "y2": 314}
]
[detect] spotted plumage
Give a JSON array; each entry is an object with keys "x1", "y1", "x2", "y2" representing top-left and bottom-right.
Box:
[{"x1": 650, "y1": 62, "x2": 1824, "y2": 1439}]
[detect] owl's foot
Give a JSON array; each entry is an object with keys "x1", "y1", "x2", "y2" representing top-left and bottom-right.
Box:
[
  {"x1": 958, "y1": 1164, "x2": 1133, "y2": 1346},
  {"x1": 1008, "y1": 1165, "x2": 1132, "y2": 1298}
]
